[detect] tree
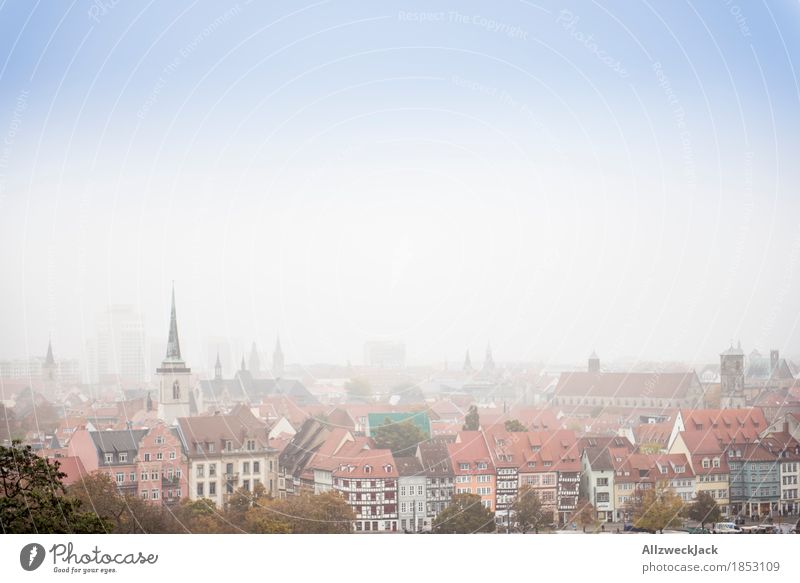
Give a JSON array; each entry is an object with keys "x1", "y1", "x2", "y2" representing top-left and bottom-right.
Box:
[
  {"x1": 345, "y1": 378, "x2": 372, "y2": 402},
  {"x1": 575, "y1": 497, "x2": 598, "y2": 533},
  {"x1": 632, "y1": 486, "x2": 685, "y2": 533},
  {"x1": 686, "y1": 491, "x2": 721, "y2": 529},
  {"x1": 372, "y1": 418, "x2": 427, "y2": 457},
  {"x1": 504, "y1": 419, "x2": 527, "y2": 432},
  {"x1": 270, "y1": 492, "x2": 354, "y2": 534},
  {"x1": 433, "y1": 493, "x2": 496, "y2": 533},
  {"x1": 463, "y1": 406, "x2": 480, "y2": 431},
  {"x1": 225, "y1": 483, "x2": 270, "y2": 527},
  {"x1": 169, "y1": 498, "x2": 233, "y2": 533},
  {"x1": 0, "y1": 442, "x2": 110, "y2": 533},
  {"x1": 511, "y1": 485, "x2": 553, "y2": 533}
]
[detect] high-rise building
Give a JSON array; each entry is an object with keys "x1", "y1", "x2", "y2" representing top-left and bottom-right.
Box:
[
  {"x1": 95, "y1": 305, "x2": 146, "y2": 382},
  {"x1": 364, "y1": 341, "x2": 405, "y2": 368}
]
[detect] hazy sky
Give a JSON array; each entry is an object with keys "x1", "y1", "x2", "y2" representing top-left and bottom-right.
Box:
[{"x1": 2, "y1": 1, "x2": 800, "y2": 368}]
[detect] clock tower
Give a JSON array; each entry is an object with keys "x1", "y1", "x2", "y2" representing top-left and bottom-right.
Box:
[{"x1": 157, "y1": 285, "x2": 192, "y2": 424}]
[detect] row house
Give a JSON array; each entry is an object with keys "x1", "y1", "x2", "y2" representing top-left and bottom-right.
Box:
[
  {"x1": 66, "y1": 424, "x2": 189, "y2": 505},
  {"x1": 449, "y1": 431, "x2": 496, "y2": 511},
  {"x1": 395, "y1": 456, "x2": 428, "y2": 532},
  {"x1": 135, "y1": 423, "x2": 188, "y2": 504},
  {"x1": 611, "y1": 453, "x2": 656, "y2": 522},
  {"x1": 306, "y1": 429, "x2": 372, "y2": 493},
  {"x1": 68, "y1": 427, "x2": 147, "y2": 497},
  {"x1": 484, "y1": 430, "x2": 519, "y2": 528},
  {"x1": 516, "y1": 433, "x2": 559, "y2": 521},
  {"x1": 579, "y1": 436, "x2": 635, "y2": 522},
  {"x1": 725, "y1": 442, "x2": 779, "y2": 519},
  {"x1": 652, "y1": 454, "x2": 695, "y2": 502},
  {"x1": 760, "y1": 431, "x2": 800, "y2": 515},
  {"x1": 177, "y1": 407, "x2": 279, "y2": 508},
  {"x1": 670, "y1": 431, "x2": 730, "y2": 514},
  {"x1": 416, "y1": 439, "x2": 455, "y2": 522},
  {"x1": 332, "y1": 449, "x2": 398, "y2": 532}
]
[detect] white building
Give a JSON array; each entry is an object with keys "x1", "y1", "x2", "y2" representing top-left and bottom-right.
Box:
[{"x1": 397, "y1": 457, "x2": 428, "y2": 532}]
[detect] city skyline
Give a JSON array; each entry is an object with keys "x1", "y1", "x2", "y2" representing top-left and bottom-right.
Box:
[{"x1": 3, "y1": 2, "x2": 800, "y2": 366}]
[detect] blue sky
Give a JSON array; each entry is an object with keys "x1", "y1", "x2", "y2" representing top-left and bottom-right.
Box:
[{"x1": 1, "y1": 0, "x2": 800, "y2": 369}]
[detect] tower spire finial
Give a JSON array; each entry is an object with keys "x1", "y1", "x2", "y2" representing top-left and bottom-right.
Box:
[{"x1": 165, "y1": 284, "x2": 181, "y2": 360}]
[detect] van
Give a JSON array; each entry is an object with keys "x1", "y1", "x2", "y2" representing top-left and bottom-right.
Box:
[{"x1": 712, "y1": 522, "x2": 741, "y2": 534}]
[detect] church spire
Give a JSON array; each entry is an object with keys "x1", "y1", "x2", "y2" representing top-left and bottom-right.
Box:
[
  {"x1": 165, "y1": 283, "x2": 182, "y2": 361},
  {"x1": 214, "y1": 350, "x2": 222, "y2": 380},
  {"x1": 45, "y1": 337, "x2": 55, "y2": 365},
  {"x1": 463, "y1": 350, "x2": 472, "y2": 372}
]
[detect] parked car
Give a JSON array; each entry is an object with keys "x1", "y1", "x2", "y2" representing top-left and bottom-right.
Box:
[{"x1": 711, "y1": 522, "x2": 741, "y2": 534}]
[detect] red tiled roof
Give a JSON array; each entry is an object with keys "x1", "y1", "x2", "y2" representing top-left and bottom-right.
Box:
[{"x1": 555, "y1": 371, "x2": 700, "y2": 400}]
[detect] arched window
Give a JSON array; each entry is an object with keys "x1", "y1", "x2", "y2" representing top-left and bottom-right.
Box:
[{"x1": 172, "y1": 380, "x2": 180, "y2": 400}]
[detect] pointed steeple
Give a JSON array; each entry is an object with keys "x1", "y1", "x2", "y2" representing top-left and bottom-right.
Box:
[
  {"x1": 214, "y1": 350, "x2": 222, "y2": 380},
  {"x1": 248, "y1": 342, "x2": 261, "y2": 376},
  {"x1": 483, "y1": 342, "x2": 495, "y2": 370},
  {"x1": 165, "y1": 283, "x2": 182, "y2": 361},
  {"x1": 463, "y1": 350, "x2": 472, "y2": 372},
  {"x1": 45, "y1": 337, "x2": 55, "y2": 365}
]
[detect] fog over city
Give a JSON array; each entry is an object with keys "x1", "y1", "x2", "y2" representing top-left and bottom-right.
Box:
[{"x1": 2, "y1": 1, "x2": 800, "y2": 369}]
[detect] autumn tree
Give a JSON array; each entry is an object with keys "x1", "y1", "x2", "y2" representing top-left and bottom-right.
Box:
[
  {"x1": 270, "y1": 491, "x2": 354, "y2": 534},
  {"x1": 575, "y1": 497, "x2": 598, "y2": 533},
  {"x1": 0, "y1": 442, "x2": 110, "y2": 533},
  {"x1": 433, "y1": 493, "x2": 496, "y2": 533},
  {"x1": 372, "y1": 418, "x2": 427, "y2": 457},
  {"x1": 632, "y1": 486, "x2": 685, "y2": 533},
  {"x1": 169, "y1": 498, "x2": 233, "y2": 533},
  {"x1": 345, "y1": 378, "x2": 372, "y2": 402},
  {"x1": 685, "y1": 491, "x2": 721, "y2": 529},
  {"x1": 511, "y1": 485, "x2": 553, "y2": 533},
  {"x1": 504, "y1": 419, "x2": 527, "y2": 432},
  {"x1": 225, "y1": 483, "x2": 270, "y2": 527},
  {"x1": 463, "y1": 406, "x2": 480, "y2": 431}
]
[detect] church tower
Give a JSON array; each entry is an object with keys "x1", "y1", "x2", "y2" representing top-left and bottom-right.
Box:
[
  {"x1": 483, "y1": 342, "x2": 495, "y2": 372},
  {"x1": 43, "y1": 338, "x2": 57, "y2": 382},
  {"x1": 157, "y1": 285, "x2": 192, "y2": 424},
  {"x1": 463, "y1": 350, "x2": 473, "y2": 373},
  {"x1": 588, "y1": 350, "x2": 600, "y2": 373},
  {"x1": 248, "y1": 342, "x2": 261, "y2": 378},
  {"x1": 720, "y1": 342, "x2": 745, "y2": 408},
  {"x1": 214, "y1": 350, "x2": 222, "y2": 381},
  {"x1": 272, "y1": 336, "x2": 284, "y2": 378}
]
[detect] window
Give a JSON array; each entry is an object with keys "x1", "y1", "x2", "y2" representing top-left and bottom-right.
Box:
[
  {"x1": 243, "y1": 479, "x2": 250, "y2": 491},
  {"x1": 169, "y1": 451, "x2": 176, "y2": 460},
  {"x1": 253, "y1": 461, "x2": 260, "y2": 474},
  {"x1": 129, "y1": 472, "x2": 136, "y2": 482},
  {"x1": 152, "y1": 489, "x2": 159, "y2": 500},
  {"x1": 156, "y1": 453, "x2": 163, "y2": 461},
  {"x1": 417, "y1": 485, "x2": 423, "y2": 495},
  {"x1": 209, "y1": 464, "x2": 216, "y2": 477},
  {"x1": 208, "y1": 442, "x2": 215, "y2": 453},
  {"x1": 702, "y1": 458, "x2": 710, "y2": 468},
  {"x1": 155, "y1": 436, "x2": 164, "y2": 445},
  {"x1": 712, "y1": 458, "x2": 720, "y2": 468},
  {"x1": 243, "y1": 462, "x2": 250, "y2": 475},
  {"x1": 144, "y1": 453, "x2": 151, "y2": 462},
  {"x1": 597, "y1": 492, "x2": 610, "y2": 503},
  {"x1": 119, "y1": 453, "x2": 127, "y2": 463},
  {"x1": 142, "y1": 491, "x2": 149, "y2": 500},
  {"x1": 268, "y1": 460, "x2": 273, "y2": 472},
  {"x1": 150, "y1": 472, "x2": 158, "y2": 481},
  {"x1": 209, "y1": 482, "x2": 216, "y2": 496},
  {"x1": 246, "y1": 439, "x2": 256, "y2": 451},
  {"x1": 543, "y1": 461, "x2": 552, "y2": 467},
  {"x1": 364, "y1": 465, "x2": 372, "y2": 474},
  {"x1": 400, "y1": 486, "x2": 406, "y2": 496},
  {"x1": 225, "y1": 440, "x2": 233, "y2": 452},
  {"x1": 197, "y1": 483, "x2": 204, "y2": 496},
  {"x1": 459, "y1": 463, "x2": 469, "y2": 471},
  {"x1": 477, "y1": 462, "x2": 488, "y2": 470},
  {"x1": 401, "y1": 502, "x2": 407, "y2": 513},
  {"x1": 116, "y1": 473, "x2": 124, "y2": 484},
  {"x1": 141, "y1": 471, "x2": 147, "y2": 481},
  {"x1": 104, "y1": 453, "x2": 114, "y2": 464},
  {"x1": 597, "y1": 477, "x2": 608, "y2": 486},
  {"x1": 417, "y1": 501, "x2": 423, "y2": 513},
  {"x1": 197, "y1": 464, "x2": 205, "y2": 478}
]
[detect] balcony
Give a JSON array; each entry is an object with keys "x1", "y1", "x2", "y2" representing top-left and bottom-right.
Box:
[{"x1": 224, "y1": 473, "x2": 239, "y2": 481}]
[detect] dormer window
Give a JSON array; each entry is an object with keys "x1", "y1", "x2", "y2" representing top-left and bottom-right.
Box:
[
  {"x1": 543, "y1": 461, "x2": 552, "y2": 467},
  {"x1": 208, "y1": 442, "x2": 215, "y2": 453},
  {"x1": 675, "y1": 466, "x2": 685, "y2": 473},
  {"x1": 364, "y1": 465, "x2": 372, "y2": 474},
  {"x1": 702, "y1": 458, "x2": 710, "y2": 468},
  {"x1": 660, "y1": 466, "x2": 668, "y2": 474},
  {"x1": 477, "y1": 462, "x2": 488, "y2": 470},
  {"x1": 384, "y1": 464, "x2": 393, "y2": 473},
  {"x1": 104, "y1": 453, "x2": 114, "y2": 464},
  {"x1": 459, "y1": 463, "x2": 469, "y2": 471},
  {"x1": 712, "y1": 458, "x2": 720, "y2": 468},
  {"x1": 246, "y1": 439, "x2": 256, "y2": 451},
  {"x1": 119, "y1": 452, "x2": 127, "y2": 463},
  {"x1": 225, "y1": 440, "x2": 233, "y2": 452}
]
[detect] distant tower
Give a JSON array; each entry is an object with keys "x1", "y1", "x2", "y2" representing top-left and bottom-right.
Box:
[
  {"x1": 588, "y1": 350, "x2": 600, "y2": 373},
  {"x1": 43, "y1": 338, "x2": 57, "y2": 382},
  {"x1": 272, "y1": 336, "x2": 284, "y2": 378},
  {"x1": 770, "y1": 349, "x2": 780, "y2": 375},
  {"x1": 248, "y1": 342, "x2": 261, "y2": 378},
  {"x1": 214, "y1": 351, "x2": 222, "y2": 381},
  {"x1": 483, "y1": 343, "x2": 495, "y2": 371},
  {"x1": 157, "y1": 285, "x2": 192, "y2": 424},
  {"x1": 720, "y1": 342, "x2": 745, "y2": 408},
  {"x1": 463, "y1": 350, "x2": 473, "y2": 373}
]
